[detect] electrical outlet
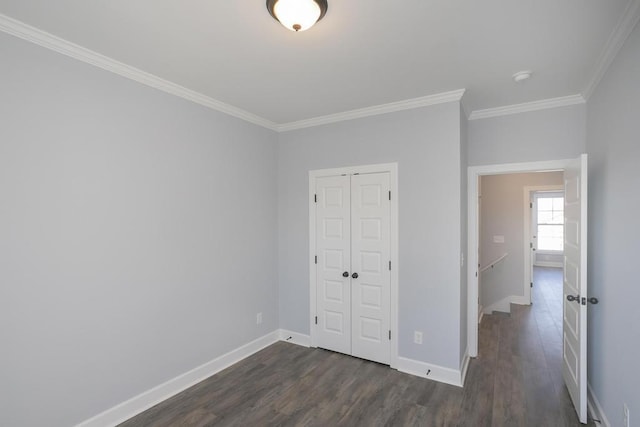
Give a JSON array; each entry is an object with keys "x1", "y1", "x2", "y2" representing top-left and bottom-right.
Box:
[
  {"x1": 414, "y1": 331, "x2": 423, "y2": 345},
  {"x1": 623, "y1": 403, "x2": 630, "y2": 427},
  {"x1": 256, "y1": 312, "x2": 262, "y2": 325}
]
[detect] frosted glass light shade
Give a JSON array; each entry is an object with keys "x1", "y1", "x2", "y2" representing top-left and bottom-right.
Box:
[{"x1": 267, "y1": 0, "x2": 328, "y2": 32}]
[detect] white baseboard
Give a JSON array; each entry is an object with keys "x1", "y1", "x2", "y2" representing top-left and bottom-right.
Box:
[
  {"x1": 397, "y1": 356, "x2": 465, "y2": 387},
  {"x1": 77, "y1": 330, "x2": 280, "y2": 427},
  {"x1": 279, "y1": 329, "x2": 311, "y2": 347},
  {"x1": 459, "y1": 351, "x2": 471, "y2": 387},
  {"x1": 587, "y1": 382, "x2": 610, "y2": 427},
  {"x1": 482, "y1": 295, "x2": 529, "y2": 315},
  {"x1": 534, "y1": 261, "x2": 563, "y2": 268},
  {"x1": 511, "y1": 295, "x2": 529, "y2": 305},
  {"x1": 78, "y1": 329, "x2": 468, "y2": 426},
  {"x1": 482, "y1": 296, "x2": 512, "y2": 314},
  {"x1": 283, "y1": 330, "x2": 469, "y2": 389}
]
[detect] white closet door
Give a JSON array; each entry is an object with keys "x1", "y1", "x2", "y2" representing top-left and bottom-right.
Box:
[
  {"x1": 315, "y1": 175, "x2": 351, "y2": 355},
  {"x1": 350, "y1": 173, "x2": 391, "y2": 364}
]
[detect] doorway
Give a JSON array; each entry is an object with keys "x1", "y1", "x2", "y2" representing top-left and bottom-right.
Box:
[
  {"x1": 527, "y1": 187, "x2": 564, "y2": 304},
  {"x1": 468, "y1": 156, "x2": 589, "y2": 423},
  {"x1": 477, "y1": 174, "x2": 563, "y2": 316}
]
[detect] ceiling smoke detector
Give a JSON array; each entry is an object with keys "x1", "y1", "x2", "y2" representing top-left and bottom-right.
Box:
[{"x1": 513, "y1": 71, "x2": 533, "y2": 83}]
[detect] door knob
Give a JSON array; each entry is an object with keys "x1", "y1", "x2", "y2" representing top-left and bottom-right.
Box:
[
  {"x1": 352, "y1": 272, "x2": 359, "y2": 279},
  {"x1": 343, "y1": 271, "x2": 349, "y2": 278},
  {"x1": 566, "y1": 295, "x2": 579, "y2": 303}
]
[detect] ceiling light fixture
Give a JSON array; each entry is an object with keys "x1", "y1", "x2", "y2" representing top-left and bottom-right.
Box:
[{"x1": 266, "y1": 0, "x2": 328, "y2": 32}]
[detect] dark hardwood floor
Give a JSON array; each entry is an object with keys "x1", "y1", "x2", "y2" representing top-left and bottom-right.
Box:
[{"x1": 120, "y1": 267, "x2": 594, "y2": 426}]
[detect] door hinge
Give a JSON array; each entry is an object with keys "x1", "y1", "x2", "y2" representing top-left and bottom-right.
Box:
[
  {"x1": 530, "y1": 202, "x2": 533, "y2": 208},
  {"x1": 389, "y1": 260, "x2": 391, "y2": 271},
  {"x1": 314, "y1": 194, "x2": 317, "y2": 203},
  {"x1": 315, "y1": 255, "x2": 317, "y2": 264},
  {"x1": 530, "y1": 282, "x2": 533, "y2": 288},
  {"x1": 315, "y1": 316, "x2": 318, "y2": 325},
  {"x1": 530, "y1": 242, "x2": 533, "y2": 249},
  {"x1": 389, "y1": 190, "x2": 391, "y2": 201},
  {"x1": 389, "y1": 330, "x2": 391, "y2": 340}
]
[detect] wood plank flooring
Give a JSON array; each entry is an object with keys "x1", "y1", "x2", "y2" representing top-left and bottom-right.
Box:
[{"x1": 120, "y1": 267, "x2": 594, "y2": 426}]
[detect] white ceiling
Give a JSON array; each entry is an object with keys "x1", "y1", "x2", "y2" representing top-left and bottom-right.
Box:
[{"x1": 0, "y1": 0, "x2": 635, "y2": 125}]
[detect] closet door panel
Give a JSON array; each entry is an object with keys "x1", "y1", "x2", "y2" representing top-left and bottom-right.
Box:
[
  {"x1": 350, "y1": 173, "x2": 391, "y2": 364},
  {"x1": 315, "y1": 175, "x2": 351, "y2": 355}
]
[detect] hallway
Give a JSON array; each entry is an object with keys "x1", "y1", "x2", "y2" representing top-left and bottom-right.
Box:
[{"x1": 473, "y1": 266, "x2": 594, "y2": 425}]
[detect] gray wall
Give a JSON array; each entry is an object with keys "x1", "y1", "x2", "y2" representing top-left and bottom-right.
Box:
[
  {"x1": 468, "y1": 104, "x2": 586, "y2": 166},
  {"x1": 278, "y1": 102, "x2": 464, "y2": 369},
  {"x1": 479, "y1": 172, "x2": 563, "y2": 310},
  {"x1": 0, "y1": 33, "x2": 279, "y2": 427},
  {"x1": 586, "y1": 20, "x2": 640, "y2": 426}
]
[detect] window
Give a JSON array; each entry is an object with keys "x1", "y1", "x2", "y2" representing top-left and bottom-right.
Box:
[{"x1": 536, "y1": 195, "x2": 564, "y2": 251}]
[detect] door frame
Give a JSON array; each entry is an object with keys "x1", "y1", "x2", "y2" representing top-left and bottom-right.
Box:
[
  {"x1": 309, "y1": 162, "x2": 399, "y2": 368},
  {"x1": 523, "y1": 185, "x2": 564, "y2": 304},
  {"x1": 467, "y1": 159, "x2": 572, "y2": 358}
]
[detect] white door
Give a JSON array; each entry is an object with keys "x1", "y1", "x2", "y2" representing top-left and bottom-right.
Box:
[
  {"x1": 562, "y1": 154, "x2": 588, "y2": 423},
  {"x1": 351, "y1": 173, "x2": 391, "y2": 364},
  {"x1": 315, "y1": 175, "x2": 351, "y2": 355},
  {"x1": 530, "y1": 194, "x2": 536, "y2": 304},
  {"x1": 315, "y1": 172, "x2": 391, "y2": 364}
]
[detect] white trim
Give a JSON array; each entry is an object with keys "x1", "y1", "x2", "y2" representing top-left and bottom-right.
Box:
[
  {"x1": 482, "y1": 295, "x2": 511, "y2": 315},
  {"x1": 396, "y1": 357, "x2": 465, "y2": 387},
  {"x1": 76, "y1": 326, "x2": 474, "y2": 427},
  {"x1": 511, "y1": 295, "x2": 529, "y2": 306},
  {"x1": 279, "y1": 90, "x2": 465, "y2": 132},
  {"x1": 0, "y1": 14, "x2": 465, "y2": 132},
  {"x1": 582, "y1": 0, "x2": 640, "y2": 100},
  {"x1": 460, "y1": 94, "x2": 472, "y2": 120},
  {"x1": 535, "y1": 249, "x2": 564, "y2": 255},
  {"x1": 587, "y1": 382, "x2": 611, "y2": 427},
  {"x1": 468, "y1": 95, "x2": 585, "y2": 121},
  {"x1": 459, "y1": 351, "x2": 471, "y2": 387},
  {"x1": 481, "y1": 295, "x2": 528, "y2": 315},
  {"x1": 309, "y1": 163, "x2": 399, "y2": 368},
  {"x1": 534, "y1": 261, "x2": 563, "y2": 268},
  {"x1": 468, "y1": 158, "x2": 574, "y2": 358},
  {"x1": 279, "y1": 330, "x2": 311, "y2": 347},
  {"x1": 524, "y1": 184, "x2": 564, "y2": 305},
  {"x1": 76, "y1": 331, "x2": 280, "y2": 427},
  {"x1": 0, "y1": 14, "x2": 463, "y2": 133},
  {"x1": 0, "y1": 13, "x2": 279, "y2": 131}
]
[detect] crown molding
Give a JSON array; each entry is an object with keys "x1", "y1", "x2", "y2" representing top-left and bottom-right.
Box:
[
  {"x1": 0, "y1": 13, "x2": 279, "y2": 131},
  {"x1": 582, "y1": 0, "x2": 640, "y2": 100},
  {"x1": 468, "y1": 94, "x2": 586, "y2": 121},
  {"x1": 460, "y1": 92, "x2": 472, "y2": 120},
  {"x1": 277, "y1": 89, "x2": 466, "y2": 132}
]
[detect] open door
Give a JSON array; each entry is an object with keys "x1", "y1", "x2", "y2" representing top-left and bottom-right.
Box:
[{"x1": 562, "y1": 154, "x2": 588, "y2": 423}]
